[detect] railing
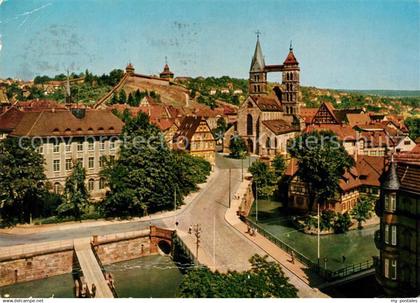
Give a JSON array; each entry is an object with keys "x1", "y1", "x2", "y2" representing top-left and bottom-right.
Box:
[{"x1": 245, "y1": 218, "x2": 375, "y2": 281}]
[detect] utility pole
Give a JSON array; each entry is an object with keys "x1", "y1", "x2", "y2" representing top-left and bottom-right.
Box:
[
  {"x1": 193, "y1": 224, "x2": 202, "y2": 263},
  {"x1": 241, "y1": 155, "x2": 244, "y2": 181},
  {"x1": 317, "y1": 203, "x2": 320, "y2": 267},
  {"x1": 228, "y1": 168, "x2": 231, "y2": 208},
  {"x1": 255, "y1": 182, "x2": 258, "y2": 222}
]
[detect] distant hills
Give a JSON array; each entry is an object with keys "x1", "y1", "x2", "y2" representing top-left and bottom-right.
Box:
[{"x1": 337, "y1": 90, "x2": 420, "y2": 98}]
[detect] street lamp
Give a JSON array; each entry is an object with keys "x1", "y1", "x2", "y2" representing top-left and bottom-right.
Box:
[
  {"x1": 255, "y1": 182, "x2": 258, "y2": 222},
  {"x1": 228, "y1": 168, "x2": 232, "y2": 208}
]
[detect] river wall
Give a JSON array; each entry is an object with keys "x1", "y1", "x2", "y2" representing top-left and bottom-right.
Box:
[{"x1": 0, "y1": 227, "x2": 176, "y2": 287}]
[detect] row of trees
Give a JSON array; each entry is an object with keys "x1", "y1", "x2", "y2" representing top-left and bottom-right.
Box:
[{"x1": 109, "y1": 89, "x2": 160, "y2": 106}]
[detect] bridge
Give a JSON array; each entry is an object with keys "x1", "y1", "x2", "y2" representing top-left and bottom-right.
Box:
[{"x1": 73, "y1": 238, "x2": 114, "y2": 298}]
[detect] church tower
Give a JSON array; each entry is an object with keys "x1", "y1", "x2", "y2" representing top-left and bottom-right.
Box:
[
  {"x1": 249, "y1": 35, "x2": 267, "y2": 96},
  {"x1": 281, "y1": 42, "x2": 300, "y2": 115}
]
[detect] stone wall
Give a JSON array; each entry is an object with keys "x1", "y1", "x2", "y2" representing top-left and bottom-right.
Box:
[
  {"x1": 93, "y1": 232, "x2": 153, "y2": 265},
  {"x1": 0, "y1": 249, "x2": 73, "y2": 287}
]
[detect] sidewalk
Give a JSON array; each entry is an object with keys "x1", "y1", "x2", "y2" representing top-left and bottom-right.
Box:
[
  {"x1": 224, "y1": 174, "x2": 329, "y2": 298},
  {"x1": 1, "y1": 167, "x2": 220, "y2": 235}
]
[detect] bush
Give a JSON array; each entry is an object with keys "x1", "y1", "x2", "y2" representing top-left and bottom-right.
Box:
[{"x1": 333, "y1": 212, "x2": 352, "y2": 234}]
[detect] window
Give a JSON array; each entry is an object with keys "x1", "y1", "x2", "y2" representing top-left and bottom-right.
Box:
[
  {"x1": 390, "y1": 259, "x2": 397, "y2": 280},
  {"x1": 37, "y1": 146, "x2": 44, "y2": 154},
  {"x1": 391, "y1": 225, "x2": 397, "y2": 245},
  {"x1": 77, "y1": 158, "x2": 83, "y2": 166},
  {"x1": 385, "y1": 193, "x2": 396, "y2": 212},
  {"x1": 384, "y1": 224, "x2": 390, "y2": 244},
  {"x1": 99, "y1": 156, "x2": 105, "y2": 168},
  {"x1": 88, "y1": 140, "x2": 94, "y2": 151},
  {"x1": 65, "y1": 159, "x2": 72, "y2": 171},
  {"x1": 99, "y1": 178, "x2": 106, "y2": 190},
  {"x1": 110, "y1": 140, "x2": 115, "y2": 150},
  {"x1": 53, "y1": 182, "x2": 62, "y2": 194},
  {"x1": 53, "y1": 143, "x2": 60, "y2": 153},
  {"x1": 100, "y1": 141, "x2": 105, "y2": 150},
  {"x1": 404, "y1": 140, "x2": 411, "y2": 145},
  {"x1": 247, "y1": 114, "x2": 253, "y2": 136},
  {"x1": 109, "y1": 155, "x2": 115, "y2": 162},
  {"x1": 77, "y1": 141, "x2": 83, "y2": 152},
  {"x1": 88, "y1": 157, "x2": 94, "y2": 169},
  {"x1": 88, "y1": 179, "x2": 94, "y2": 191},
  {"x1": 384, "y1": 258, "x2": 389, "y2": 278},
  {"x1": 53, "y1": 160, "x2": 60, "y2": 172},
  {"x1": 65, "y1": 143, "x2": 71, "y2": 152}
]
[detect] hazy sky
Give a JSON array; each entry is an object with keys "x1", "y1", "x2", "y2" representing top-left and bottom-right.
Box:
[{"x1": 0, "y1": 0, "x2": 419, "y2": 90}]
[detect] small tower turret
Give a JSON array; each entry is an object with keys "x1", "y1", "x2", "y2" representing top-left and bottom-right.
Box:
[
  {"x1": 281, "y1": 41, "x2": 300, "y2": 115},
  {"x1": 126, "y1": 63, "x2": 135, "y2": 75},
  {"x1": 160, "y1": 57, "x2": 174, "y2": 79},
  {"x1": 249, "y1": 32, "x2": 267, "y2": 96}
]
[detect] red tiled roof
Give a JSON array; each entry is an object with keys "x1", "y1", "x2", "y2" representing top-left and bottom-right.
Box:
[
  {"x1": 396, "y1": 162, "x2": 420, "y2": 194},
  {"x1": 14, "y1": 99, "x2": 67, "y2": 111},
  {"x1": 305, "y1": 124, "x2": 358, "y2": 141},
  {"x1": 173, "y1": 116, "x2": 214, "y2": 143},
  {"x1": 10, "y1": 110, "x2": 123, "y2": 137},
  {"x1": 0, "y1": 107, "x2": 24, "y2": 132},
  {"x1": 346, "y1": 113, "x2": 371, "y2": 127},
  {"x1": 283, "y1": 50, "x2": 299, "y2": 65},
  {"x1": 250, "y1": 95, "x2": 282, "y2": 111},
  {"x1": 299, "y1": 108, "x2": 318, "y2": 123},
  {"x1": 262, "y1": 119, "x2": 298, "y2": 135}
]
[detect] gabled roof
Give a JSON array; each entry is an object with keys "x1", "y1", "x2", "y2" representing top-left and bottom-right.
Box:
[
  {"x1": 0, "y1": 107, "x2": 24, "y2": 132},
  {"x1": 347, "y1": 113, "x2": 374, "y2": 127},
  {"x1": 396, "y1": 162, "x2": 420, "y2": 194},
  {"x1": 283, "y1": 49, "x2": 299, "y2": 65},
  {"x1": 249, "y1": 95, "x2": 282, "y2": 112},
  {"x1": 10, "y1": 110, "x2": 124, "y2": 137},
  {"x1": 262, "y1": 119, "x2": 298, "y2": 135},
  {"x1": 312, "y1": 102, "x2": 340, "y2": 124},
  {"x1": 173, "y1": 116, "x2": 214, "y2": 143},
  {"x1": 250, "y1": 38, "x2": 265, "y2": 72},
  {"x1": 299, "y1": 107, "x2": 318, "y2": 124},
  {"x1": 305, "y1": 124, "x2": 358, "y2": 141}
]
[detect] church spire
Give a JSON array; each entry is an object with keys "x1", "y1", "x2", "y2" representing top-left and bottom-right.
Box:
[{"x1": 250, "y1": 33, "x2": 265, "y2": 72}]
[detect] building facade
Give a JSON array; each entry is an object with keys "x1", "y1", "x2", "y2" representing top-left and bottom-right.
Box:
[
  {"x1": 8, "y1": 109, "x2": 124, "y2": 200},
  {"x1": 374, "y1": 159, "x2": 420, "y2": 297}
]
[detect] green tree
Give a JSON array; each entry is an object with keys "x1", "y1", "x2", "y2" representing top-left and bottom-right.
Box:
[
  {"x1": 333, "y1": 212, "x2": 352, "y2": 234},
  {"x1": 127, "y1": 93, "x2": 135, "y2": 106},
  {"x1": 350, "y1": 196, "x2": 374, "y2": 229},
  {"x1": 0, "y1": 138, "x2": 46, "y2": 226},
  {"x1": 229, "y1": 136, "x2": 247, "y2": 159},
  {"x1": 320, "y1": 210, "x2": 336, "y2": 231},
  {"x1": 272, "y1": 155, "x2": 286, "y2": 180},
  {"x1": 288, "y1": 131, "x2": 355, "y2": 211},
  {"x1": 57, "y1": 161, "x2": 89, "y2": 221},
  {"x1": 101, "y1": 112, "x2": 180, "y2": 217},
  {"x1": 178, "y1": 254, "x2": 297, "y2": 298},
  {"x1": 249, "y1": 161, "x2": 276, "y2": 199},
  {"x1": 213, "y1": 117, "x2": 227, "y2": 143},
  {"x1": 118, "y1": 90, "x2": 127, "y2": 104},
  {"x1": 405, "y1": 117, "x2": 420, "y2": 140}
]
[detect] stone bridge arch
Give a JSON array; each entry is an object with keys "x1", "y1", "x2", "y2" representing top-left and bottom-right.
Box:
[{"x1": 149, "y1": 226, "x2": 175, "y2": 255}]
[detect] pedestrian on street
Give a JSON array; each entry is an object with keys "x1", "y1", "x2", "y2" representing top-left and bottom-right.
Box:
[
  {"x1": 175, "y1": 221, "x2": 179, "y2": 229},
  {"x1": 290, "y1": 251, "x2": 295, "y2": 264},
  {"x1": 91, "y1": 283, "x2": 96, "y2": 298},
  {"x1": 188, "y1": 225, "x2": 192, "y2": 234},
  {"x1": 342, "y1": 255, "x2": 346, "y2": 263},
  {"x1": 246, "y1": 224, "x2": 251, "y2": 234}
]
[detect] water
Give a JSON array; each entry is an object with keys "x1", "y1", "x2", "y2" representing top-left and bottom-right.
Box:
[
  {"x1": 0, "y1": 274, "x2": 74, "y2": 298},
  {"x1": 104, "y1": 255, "x2": 184, "y2": 298},
  {"x1": 249, "y1": 200, "x2": 379, "y2": 271},
  {"x1": 0, "y1": 255, "x2": 183, "y2": 298}
]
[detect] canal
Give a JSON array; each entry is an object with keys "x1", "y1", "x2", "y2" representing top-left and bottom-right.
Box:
[
  {"x1": 248, "y1": 200, "x2": 379, "y2": 271},
  {"x1": 0, "y1": 255, "x2": 183, "y2": 298}
]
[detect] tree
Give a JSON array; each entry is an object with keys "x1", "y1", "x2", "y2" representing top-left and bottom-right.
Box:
[
  {"x1": 333, "y1": 212, "x2": 352, "y2": 234},
  {"x1": 57, "y1": 161, "x2": 89, "y2": 221},
  {"x1": 118, "y1": 90, "x2": 127, "y2": 104},
  {"x1": 249, "y1": 161, "x2": 276, "y2": 199},
  {"x1": 272, "y1": 155, "x2": 286, "y2": 180},
  {"x1": 178, "y1": 254, "x2": 297, "y2": 298},
  {"x1": 405, "y1": 117, "x2": 420, "y2": 140},
  {"x1": 288, "y1": 131, "x2": 355, "y2": 211},
  {"x1": 127, "y1": 93, "x2": 135, "y2": 106},
  {"x1": 350, "y1": 196, "x2": 374, "y2": 229},
  {"x1": 101, "y1": 113, "x2": 181, "y2": 217},
  {"x1": 0, "y1": 138, "x2": 46, "y2": 226},
  {"x1": 213, "y1": 117, "x2": 227, "y2": 143},
  {"x1": 229, "y1": 136, "x2": 247, "y2": 159}
]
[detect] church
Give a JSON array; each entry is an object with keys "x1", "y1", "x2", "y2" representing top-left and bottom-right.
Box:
[{"x1": 226, "y1": 37, "x2": 304, "y2": 157}]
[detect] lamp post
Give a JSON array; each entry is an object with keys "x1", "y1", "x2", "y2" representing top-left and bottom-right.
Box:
[
  {"x1": 193, "y1": 224, "x2": 202, "y2": 263},
  {"x1": 228, "y1": 168, "x2": 232, "y2": 208},
  {"x1": 317, "y1": 203, "x2": 320, "y2": 267},
  {"x1": 255, "y1": 182, "x2": 258, "y2": 222}
]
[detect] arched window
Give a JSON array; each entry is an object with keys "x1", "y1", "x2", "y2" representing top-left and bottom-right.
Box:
[
  {"x1": 266, "y1": 137, "x2": 271, "y2": 149},
  {"x1": 247, "y1": 114, "x2": 253, "y2": 135},
  {"x1": 53, "y1": 182, "x2": 62, "y2": 194},
  {"x1": 274, "y1": 137, "x2": 278, "y2": 149},
  {"x1": 247, "y1": 138, "x2": 254, "y2": 153},
  {"x1": 88, "y1": 179, "x2": 95, "y2": 191},
  {"x1": 99, "y1": 178, "x2": 106, "y2": 190}
]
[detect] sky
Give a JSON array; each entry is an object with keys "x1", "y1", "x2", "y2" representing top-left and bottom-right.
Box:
[{"x1": 0, "y1": 0, "x2": 419, "y2": 90}]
